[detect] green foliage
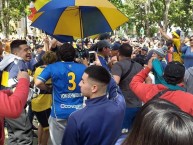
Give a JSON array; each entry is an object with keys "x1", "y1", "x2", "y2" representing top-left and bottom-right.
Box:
[
  {"x1": 0, "y1": 0, "x2": 31, "y2": 36},
  {"x1": 169, "y1": 0, "x2": 193, "y2": 32},
  {"x1": 109, "y1": 0, "x2": 193, "y2": 36}
]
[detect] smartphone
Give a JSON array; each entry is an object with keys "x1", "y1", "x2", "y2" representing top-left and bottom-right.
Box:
[{"x1": 88, "y1": 51, "x2": 96, "y2": 65}]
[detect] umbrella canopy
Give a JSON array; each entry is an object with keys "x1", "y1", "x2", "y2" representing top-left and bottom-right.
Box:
[
  {"x1": 31, "y1": 0, "x2": 129, "y2": 41},
  {"x1": 34, "y1": 0, "x2": 50, "y2": 11}
]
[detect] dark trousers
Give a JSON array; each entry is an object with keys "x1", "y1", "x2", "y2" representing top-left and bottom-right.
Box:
[
  {"x1": 28, "y1": 102, "x2": 34, "y2": 124},
  {"x1": 122, "y1": 107, "x2": 141, "y2": 130},
  {"x1": 5, "y1": 109, "x2": 33, "y2": 145}
]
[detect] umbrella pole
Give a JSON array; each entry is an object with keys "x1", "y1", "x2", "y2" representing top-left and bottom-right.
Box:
[{"x1": 79, "y1": 8, "x2": 84, "y2": 49}]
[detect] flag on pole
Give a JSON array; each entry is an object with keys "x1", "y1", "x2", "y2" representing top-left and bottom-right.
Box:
[
  {"x1": 28, "y1": 1, "x2": 37, "y2": 21},
  {"x1": 28, "y1": 0, "x2": 50, "y2": 21}
]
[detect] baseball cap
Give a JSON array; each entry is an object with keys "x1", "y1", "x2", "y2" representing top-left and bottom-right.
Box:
[
  {"x1": 98, "y1": 33, "x2": 111, "y2": 40},
  {"x1": 163, "y1": 61, "x2": 185, "y2": 85},
  {"x1": 142, "y1": 46, "x2": 148, "y2": 52},
  {"x1": 111, "y1": 42, "x2": 121, "y2": 51},
  {"x1": 153, "y1": 47, "x2": 166, "y2": 58},
  {"x1": 172, "y1": 30, "x2": 181, "y2": 38},
  {"x1": 35, "y1": 45, "x2": 44, "y2": 49},
  {"x1": 97, "y1": 40, "x2": 111, "y2": 50}
]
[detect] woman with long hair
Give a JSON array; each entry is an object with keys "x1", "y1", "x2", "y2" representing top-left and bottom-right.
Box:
[{"x1": 122, "y1": 99, "x2": 193, "y2": 145}]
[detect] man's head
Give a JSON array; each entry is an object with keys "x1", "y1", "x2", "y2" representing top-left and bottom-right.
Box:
[
  {"x1": 118, "y1": 43, "x2": 133, "y2": 58},
  {"x1": 35, "y1": 45, "x2": 44, "y2": 54},
  {"x1": 79, "y1": 65, "x2": 111, "y2": 98},
  {"x1": 121, "y1": 38, "x2": 129, "y2": 44},
  {"x1": 111, "y1": 42, "x2": 121, "y2": 57},
  {"x1": 163, "y1": 61, "x2": 185, "y2": 85},
  {"x1": 172, "y1": 30, "x2": 181, "y2": 39},
  {"x1": 141, "y1": 46, "x2": 148, "y2": 55},
  {"x1": 56, "y1": 42, "x2": 75, "y2": 61},
  {"x1": 166, "y1": 40, "x2": 173, "y2": 48},
  {"x1": 153, "y1": 47, "x2": 167, "y2": 60},
  {"x1": 10, "y1": 40, "x2": 31, "y2": 61},
  {"x1": 96, "y1": 40, "x2": 111, "y2": 57},
  {"x1": 76, "y1": 39, "x2": 84, "y2": 49},
  {"x1": 42, "y1": 51, "x2": 58, "y2": 65},
  {"x1": 98, "y1": 33, "x2": 111, "y2": 41},
  {"x1": 189, "y1": 35, "x2": 193, "y2": 47}
]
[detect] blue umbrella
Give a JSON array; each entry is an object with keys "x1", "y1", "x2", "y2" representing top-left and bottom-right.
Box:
[{"x1": 31, "y1": 0, "x2": 129, "y2": 42}]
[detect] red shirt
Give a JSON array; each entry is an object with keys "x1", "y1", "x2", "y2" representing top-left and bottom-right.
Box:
[
  {"x1": 0, "y1": 78, "x2": 29, "y2": 144},
  {"x1": 130, "y1": 67, "x2": 193, "y2": 116}
]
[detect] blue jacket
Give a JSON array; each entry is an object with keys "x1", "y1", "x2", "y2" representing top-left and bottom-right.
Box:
[
  {"x1": 98, "y1": 55, "x2": 110, "y2": 72},
  {"x1": 61, "y1": 78, "x2": 126, "y2": 145}
]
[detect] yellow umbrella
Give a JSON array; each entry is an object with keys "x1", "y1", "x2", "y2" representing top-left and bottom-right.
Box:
[
  {"x1": 31, "y1": 0, "x2": 129, "y2": 42},
  {"x1": 34, "y1": 0, "x2": 50, "y2": 11}
]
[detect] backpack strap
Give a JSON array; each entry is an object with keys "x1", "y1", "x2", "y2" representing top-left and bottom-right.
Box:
[
  {"x1": 120, "y1": 60, "x2": 134, "y2": 81},
  {"x1": 152, "y1": 88, "x2": 172, "y2": 99}
]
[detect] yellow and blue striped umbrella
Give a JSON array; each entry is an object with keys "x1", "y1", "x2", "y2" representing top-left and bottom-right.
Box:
[
  {"x1": 34, "y1": 0, "x2": 50, "y2": 11},
  {"x1": 31, "y1": 0, "x2": 129, "y2": 42}
]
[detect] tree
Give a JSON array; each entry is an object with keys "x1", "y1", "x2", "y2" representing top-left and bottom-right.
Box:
[{"x1": 0, "y1": 0, "x2": 30, "y2": 38}]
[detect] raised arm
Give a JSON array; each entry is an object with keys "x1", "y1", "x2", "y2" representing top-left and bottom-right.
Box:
[
  {"x1": 0, "y1": 71, "x2": 30, "y2": 118},
  {"x1": 159, "y1": 28, "x2": 173, "y2": 41}
]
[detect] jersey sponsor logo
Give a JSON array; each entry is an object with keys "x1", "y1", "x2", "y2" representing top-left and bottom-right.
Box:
[
  {"x1": 61, "y1": 93, "x2": 82, "y2": 98},
  {"x1": 60, "y1": 104, "x2": 82, "y2": 109}
]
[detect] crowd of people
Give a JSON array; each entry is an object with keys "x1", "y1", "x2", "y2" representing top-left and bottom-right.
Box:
[{"x1": 1, "y1": 27, "x2": 193, "y2": 145}]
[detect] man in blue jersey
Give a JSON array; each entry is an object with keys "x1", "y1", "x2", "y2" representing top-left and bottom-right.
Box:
[
  {"x1": 35, "y1": 43, "x2": 86, "y2": 145},
  {"x1": 61, "y1": 66, "x2": 126, "y2": 145},
  {"x1": 96, "y1": 40, "x2": 112, "y2": 71},
  {"x1": 0, "y1": 40, "x2": 33, "y2": 145}
]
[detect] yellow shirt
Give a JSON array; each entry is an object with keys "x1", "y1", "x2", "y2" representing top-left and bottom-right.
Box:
[
  {"x1": 31, "y1": 66, "x2": 52, "y2": 112},
  {"x1": 172, "y1": 38, "x2": 183, "y2": 63}
]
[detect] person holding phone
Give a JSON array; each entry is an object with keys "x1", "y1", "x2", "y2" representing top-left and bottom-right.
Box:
[
  {"x1": 96, "y1": 40, "x2": 112, "y2": 71},
  {"x1": 88, "y1": 51, "x2": 96, "y2": 65}
]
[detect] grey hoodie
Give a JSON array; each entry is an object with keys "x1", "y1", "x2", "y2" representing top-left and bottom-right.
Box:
[
  {"x1": 0, "y1": 54, "x2": 22, "y2": 71},
  {"x1": 184, "y1": 67, "x2": 193, "y2": 94}
]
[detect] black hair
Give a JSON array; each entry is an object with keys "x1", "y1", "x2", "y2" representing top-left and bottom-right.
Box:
[
  {"x1": 98, "y1": 33, "x2": 111, "y2": 40},
  {"x1": 10, "y1": 40, "x2": 27, "y2": 53},
  {"x1": 163, "y1": 61, "x2": 185, "y2": 85},
  {"x1": 166, "y1": 40, "x2": 173, "y2": 47},
  {"x1": 84, "y1": 65, "x2": 111, "y2": 85},
  {"x1": 56, "y1": 43, "x2": 75, "y2": 61},
  {"x1": 119, "y1": 43, "x2": 133, "y2": 57},
  {"x1": 122, "y1": 99, "x2": 193, "y2": 145}
]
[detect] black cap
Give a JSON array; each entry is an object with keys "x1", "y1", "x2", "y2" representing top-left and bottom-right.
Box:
[
  {"x1": 142, "y1": 46, "x2": 148, "y2": 52},
  {"x1": 97, "y1": 40, "x2": 111, "y2": 50},
  {"x1": 98, "y1": 33, "x2": 111, "y2": 40},
  {"x1": 111, "y1": 42, "x2": 121, "y2": 51},
  {"x1": 163, "y1": 61, "x2": 185, "y2": 85},
  {"x1": 35, "y1": 45, "x2": 44, "y2": 49}
]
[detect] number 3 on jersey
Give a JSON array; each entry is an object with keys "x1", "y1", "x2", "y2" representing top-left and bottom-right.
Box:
[{"x1": 68, "y1": 72, "x2": 76, "y2": 91}]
